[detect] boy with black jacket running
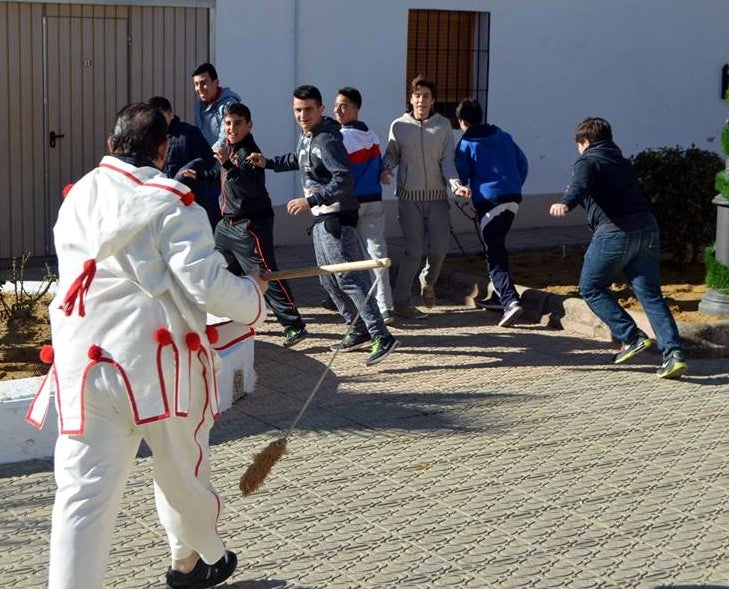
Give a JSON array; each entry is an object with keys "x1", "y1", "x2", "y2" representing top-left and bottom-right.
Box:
[
  {"x1": 550, "y1": 117, "x2": 686, "y2": 379},
  {"x1": 213, "y1": 103, "x2": 308, "y2": 348},
  {"x1": 248, "y1": 85, "x2": 399, "y2": 366}
]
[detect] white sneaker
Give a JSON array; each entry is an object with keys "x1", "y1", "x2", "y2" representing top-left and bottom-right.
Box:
[{"x1": 498, "y1": 302, "x2": 523, "y2": 327}]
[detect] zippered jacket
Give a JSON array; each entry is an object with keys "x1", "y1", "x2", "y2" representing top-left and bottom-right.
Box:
[
  {"x1": 266, "y1": 116, "x2": 357, "y2": 220},
  {"x1": 383, "y1": 112, "x2": 461, "y2": 201},
  {"x1": 341, "y1": 121, "x2": 383, "y2": 203},
  {"x1": 219, "y1": 134, "x2": 274, "y2": 221}
]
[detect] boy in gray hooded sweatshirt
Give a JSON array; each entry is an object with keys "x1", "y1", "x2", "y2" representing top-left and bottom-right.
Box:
[{"x1": 382, "y1": 75, "x2": 471, "y2": 318}]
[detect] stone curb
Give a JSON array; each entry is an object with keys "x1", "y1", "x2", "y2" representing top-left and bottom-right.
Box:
[{"x1": 438, "y1": 266, "x2": 729, "y2": 359}]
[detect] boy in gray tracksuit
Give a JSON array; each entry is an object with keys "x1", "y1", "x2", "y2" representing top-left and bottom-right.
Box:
[
  {"x1": 248, "y1": 85, "x2": 399, "y2": 367},
  {"x1": 382, "y1": 75, "x2": 471, "y2": 318}
]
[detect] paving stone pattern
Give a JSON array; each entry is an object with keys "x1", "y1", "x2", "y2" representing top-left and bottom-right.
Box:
[{"x1": 2, "y1": 227, "x2": 728, "y2": 588}]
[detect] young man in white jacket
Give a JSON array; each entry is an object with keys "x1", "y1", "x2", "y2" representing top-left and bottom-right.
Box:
[
  {"x1": 382, "y1": 75, "x2": 470, "y2": 318},
  {"x1": 28, "y1": 103, "x2": 268, "y2": 589}
]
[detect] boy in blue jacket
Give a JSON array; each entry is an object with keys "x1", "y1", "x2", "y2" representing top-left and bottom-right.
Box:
[
  {"x1": 550, "y1": 117, "x2": 686, "y2": 379},
  {"x1": 455, "y1": 98, "x2": 529, "y2": 327}
]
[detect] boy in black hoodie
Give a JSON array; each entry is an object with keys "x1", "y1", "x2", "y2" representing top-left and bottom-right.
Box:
[
  {"x1": 248, "y1": 85, "x2": 399, "y2": 367},
  {"x1": 213, "y1": 103, "x2": 308, "y2": 348},
  {"x1": 550, "y1": 117, "x2": 686, "y2": 378}
]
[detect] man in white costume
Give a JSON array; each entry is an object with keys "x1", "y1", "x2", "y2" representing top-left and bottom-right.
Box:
[{"x1": 26, "y1": 103, "x2": 268, "y2": 589}]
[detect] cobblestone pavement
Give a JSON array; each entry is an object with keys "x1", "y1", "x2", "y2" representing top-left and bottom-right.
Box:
[{"x1": 2, "y1": 227, "x2": 729, "y2": 589}]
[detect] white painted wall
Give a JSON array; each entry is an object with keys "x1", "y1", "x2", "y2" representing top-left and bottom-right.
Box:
[{"x1": 212, "y1": 0, "x2": 729, "y2": 243}]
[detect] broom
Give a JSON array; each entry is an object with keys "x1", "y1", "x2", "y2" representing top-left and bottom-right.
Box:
[{"x1": 239, "y1": 258, "x2": 388, "y2": 497}]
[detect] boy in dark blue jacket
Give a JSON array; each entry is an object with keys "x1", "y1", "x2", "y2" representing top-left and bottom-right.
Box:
[
  {"x1": 213, "y1": 103, "x2": 308, "y2": 348},
  {"x1": 550, "y1": 117, "x2": 686, "y2": 379},
  {"x1": 455, "y1": 98, "x2": 529, "y2": 327}
]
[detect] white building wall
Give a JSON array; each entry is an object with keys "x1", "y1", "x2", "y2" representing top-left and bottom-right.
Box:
[{"x1": 212, "y1": 0, "x2": 729, "y2": 243}]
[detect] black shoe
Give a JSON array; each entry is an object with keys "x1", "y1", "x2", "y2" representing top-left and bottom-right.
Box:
[
  {"x1": 381, "y1": 309, "x2": 395, "y2": 326},
  {"x1": 498, "y1": 301, "x2": 523, "y2": 327},
  {"x1": 613, "y1": 333, "x2": 653, "y2": 364},
  {"x1": 656, "y1": 350, "x2": 687, "y2": 379},
  {"x1": 366, "y1": 335, "x2": 400, "y2": 366},
  {"x1": 475, "y1": 295, "x2": 503, "y2": 312},
  {"x1": 330, "y1": 332, "x2": 370, "y2": 352},
  {"x1": 283, "y1": 327, "x2": 309, "y2": 348},
  {"x1": 393, "y1": 305, "x2": 428, "y2": 319},
  {"x1": 321, "y1": 297, "x2": 338, "y2": 312},
  {"x1": 166, "y1": 550, "x2": 237, "y2": 589}
]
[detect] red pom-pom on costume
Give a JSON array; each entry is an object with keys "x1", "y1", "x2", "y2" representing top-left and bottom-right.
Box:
[
  {"x1": 155, "y1": 328, "x2": 173, "y2": 346},
  {"x1": 181, "y1": 192, "x2": 195, "y2": 206},
  {"x1": 61, "y1": 183, "x2": 74, "y2": 198},
  {"x1": 205, "y1": 325, "x2": 219, "y2": 344},
  {"x1": 39, "y1": 345, "x2": 54, "y2": 364},
  {"x1": 88, "y1": 345, "x2": 103, "y2": 362},
  {"x1": 185, "y1": 332, "x2": 201, "y2": 351}
]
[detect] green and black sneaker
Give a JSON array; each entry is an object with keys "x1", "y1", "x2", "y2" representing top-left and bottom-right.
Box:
[
  {"x1": 657, "y1": 351, "x2": 688, "y2": 379},
  {"x1": 613, "y1": 333, "x2": 653, "y2": 364}
]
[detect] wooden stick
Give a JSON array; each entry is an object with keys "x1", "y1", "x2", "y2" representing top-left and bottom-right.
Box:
[{"x1": 263, "y1": 257, "x2": 391, "y2": 281}]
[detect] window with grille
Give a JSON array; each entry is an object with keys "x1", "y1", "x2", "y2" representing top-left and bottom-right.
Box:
[{"x1": 406, "y1": 9, "x2": 490, "y2": 127}]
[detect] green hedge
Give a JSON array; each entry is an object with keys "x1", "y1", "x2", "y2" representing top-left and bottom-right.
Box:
[{"x1": 630, "y1": 146, "x2": 724, "y2": 263}]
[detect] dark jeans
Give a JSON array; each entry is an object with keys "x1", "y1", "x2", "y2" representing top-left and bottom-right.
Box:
[
  {"x1": 214, "y1": 218, "x2": 305, "y2": 331},
  {"x1": 579, "y1": 227, "x2": 681, "y2": 359},
  {"x1": 312, "y1": 221, "x2": 389, "y2": 340},
  {"x1": 479, "y1": 206, "x2": 520, "y2": 308}
]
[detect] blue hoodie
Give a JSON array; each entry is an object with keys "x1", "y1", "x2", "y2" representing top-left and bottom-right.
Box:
[
  {"x1": 194, "y1": 86, "x2": 241, "y2": 148},
  {"x1": 455, "y1": 124, "x2": 528, "y2": 210}
]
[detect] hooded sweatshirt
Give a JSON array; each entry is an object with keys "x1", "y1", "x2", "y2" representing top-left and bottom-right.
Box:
[
  {"x1": 455, "y1": 123, "x2": 528, "y2": 210},
  {"x1": 559, "y1": 140, "x2": 656, "y2": 234},
  {"x1": 194, "y1": 86, "x2": 241, "y2": 148},
  {"x1": 266, "y1": 116, "x2": 358, "y2": 222},
  {"x1": 383, "y1": 111, "x2": 461, "y2": 201}
]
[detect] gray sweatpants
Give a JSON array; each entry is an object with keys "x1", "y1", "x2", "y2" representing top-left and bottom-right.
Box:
[{"x1": 394, "y1": 199, "x2": 451, "y2": 307}]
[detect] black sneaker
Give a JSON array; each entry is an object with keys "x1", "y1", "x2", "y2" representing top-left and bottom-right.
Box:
[
  {"x1": 475, "y1": 294, "x2": 503, "y2": 312},
  {"x1": 498, "y1": 301, "x2": 523, "y2": 327},
  {"x1": 330, "y1": 331, "x2": 370, "y2": 352},
  {"x1": 283, "y1": 327, "x2": 309, "y2": 348},
  {"x1": 421, "y1": 283, "x2": 436, "y2": 308},
  {"x1": 657, "y1": 350, "x2": 687, "y2": 379},
  {"x1": 165, "y1": 550, "x2": 237, "y2": 589},
  {"x1": 366, "y1": 335, "x2": 400, "y2": 366},
  {"x1": 393, "y1": 305, "x2": 428, "y2": 319},
  {"x1": 381, "y1": 309, "x2": 395, "y2": 326},
  {"x1": 321, "y1": 297, "x2": 338, "y2": 312},
  {"x1": 613, "y1": 333, "x2": 653, "y2": 364}
]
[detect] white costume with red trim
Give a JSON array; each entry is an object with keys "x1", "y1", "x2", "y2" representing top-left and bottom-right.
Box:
[{"x1": 30, "y1": 156, "x2": 266, "y2": 589}]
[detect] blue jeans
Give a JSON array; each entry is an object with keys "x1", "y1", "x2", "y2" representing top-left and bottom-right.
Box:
[
  {"x1": 312, "y1": 221, "x2": 389, "y2": 339},
  {"x1": 579, "y1": 228, "x2": 681, "y2": 360}
]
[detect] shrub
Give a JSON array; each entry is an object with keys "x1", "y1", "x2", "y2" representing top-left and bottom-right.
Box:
[
  {"x1": 705, "y1": 245, "x2": 729, "y2": 293},
  {"x1": 630, "y1": 145, "x2": 724, "y2": 263}
]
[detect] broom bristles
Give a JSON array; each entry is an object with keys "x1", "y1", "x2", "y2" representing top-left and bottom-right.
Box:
[{"x1": 239, "y1": 438, "x2": 287, "y2": 496}]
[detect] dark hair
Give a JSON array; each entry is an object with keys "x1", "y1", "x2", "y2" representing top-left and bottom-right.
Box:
[
  {"x1": 574, "y1": 117, "x2": 613, "y2": 143},
  {"x1": 410, "y1": 74, "x2": 436, "y2": 99},
  {"x1": 223, "y1": 102, "x2": 251, "y2": 122},
  {"x1": 108, "y1": 103, "x2": 168, "y2": 160},
  {"x1": 192, "y1": 62, "x2": 218, "y2": 81},
  {"x1": 147, "y1": 96, "x2": 172, "y2": 113},
  {"x1": 337, "y1": 86, "x2": 362, "y2": 109},
  {"x1": 293, "y1": 84, "x2": 322, "y2": 106},
  {"x1": 455, "y1": 98, "x2": 483, "y2": 126}
]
